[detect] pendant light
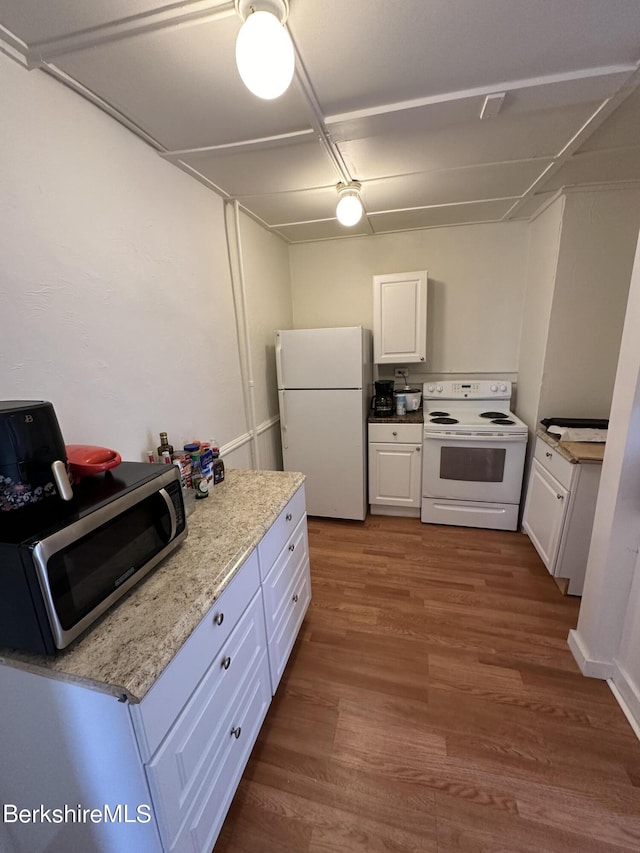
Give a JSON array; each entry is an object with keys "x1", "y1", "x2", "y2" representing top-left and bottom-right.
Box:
[
  {"x1": 336, "y1": 182, "x2": 363, "y2": 227},
  {"x1": 235, "y1": 0, "x2": 295, "y2": 100}
]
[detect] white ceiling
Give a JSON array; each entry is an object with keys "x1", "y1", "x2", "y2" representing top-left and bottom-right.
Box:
[{"x1": 2, "y1": 0, "x2": 640, "y2": 242}]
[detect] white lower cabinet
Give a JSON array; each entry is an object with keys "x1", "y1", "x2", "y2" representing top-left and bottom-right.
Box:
[
  {"x1": 132, "y1": 484, "x2": 311, "y2": 852},
  {"x1": 258, "y1": 496, "x2": 312, "y2": 693},
  {"x1": 522, "y1": 438, "x2": 602, "y2": 595},
  {"x1": 368, "y1": 423, "x2": 423, "y2": 516},
  {"x1": 145, "y1": 590, "x2": 270, "y2": 852},
  {"x1": 0, "y1": 483, "x2": 311, "y2": 853}
]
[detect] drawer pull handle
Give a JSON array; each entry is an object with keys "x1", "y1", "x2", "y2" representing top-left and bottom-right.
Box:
[
  {"x1": 222, "y1": 656, "x2": 231, "y2": 670},
  {"x1": 416, "y1": 447, "x2": 421, "y2": 452},
  {"x1": 546, "y1": 452, "x2": 552, "y2": 458},
  {"x1": 392, "y1": 431, "x2": 397, "y2": 436},
  {"x1": 213, "y1": 612, "x2": 224, "y2": 626},
  {"x1": 289, "y1": 543, "x2": 295, "y2": 552},
  {"x1": 292, "y1": 593, "x2": 299, "y2": 603},
  {"x1": 557, "y1": 493, "x2": 564, "y2": 501},
  {"x1": 286, "y1": 512, "x2": 292, "y2": 521},
  {"x1": 231, "y1": 726, "x2": 242, "y2": 739}
]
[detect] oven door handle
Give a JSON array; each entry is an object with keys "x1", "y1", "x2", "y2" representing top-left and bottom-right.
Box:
[{"x1": 424, "y1": 431, "x2": 527, "y2": 442}]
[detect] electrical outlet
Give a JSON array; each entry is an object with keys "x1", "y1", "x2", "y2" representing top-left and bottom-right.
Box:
[{"x1": 394, "y1": 367, "x2": 409, "y2": 380}]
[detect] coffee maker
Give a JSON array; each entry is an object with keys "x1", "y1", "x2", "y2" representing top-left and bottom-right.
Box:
[{"x1": 372, "y1": 381, "x2": 394, "y2": 416}]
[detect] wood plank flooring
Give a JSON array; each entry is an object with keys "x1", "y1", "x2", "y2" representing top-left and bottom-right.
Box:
[{"x1": 214, "y1": 515, "x2": 640, "y2": 853}]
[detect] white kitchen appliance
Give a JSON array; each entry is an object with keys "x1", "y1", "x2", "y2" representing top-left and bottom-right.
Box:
[
  {"x1": 275, "y1": 327, "x2": 372, "y2": 520},
  {"x1": 421, "y1": 380, "x2": 528, "y2": 530}
]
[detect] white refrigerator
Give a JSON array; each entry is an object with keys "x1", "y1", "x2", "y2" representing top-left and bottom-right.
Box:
[{"x1": 275, "y1": 327, "x2": 372, "y2": 520}]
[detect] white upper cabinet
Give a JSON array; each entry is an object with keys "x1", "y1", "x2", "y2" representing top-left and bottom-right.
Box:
[{"x1": 373, "y1": 271, "x2": 428, "y2": 364}]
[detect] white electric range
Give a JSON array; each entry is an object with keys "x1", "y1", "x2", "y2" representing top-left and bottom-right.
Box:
[{"x1": 421, "y1": 380, "x2": 528, "y2": 530}]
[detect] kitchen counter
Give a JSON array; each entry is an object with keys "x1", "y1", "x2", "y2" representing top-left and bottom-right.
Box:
[
  {"x1": 0, "y1": 468, "x2": 305, "y2": 703},
  {"x1": 368, "y1": 410, "x2": 424, "y2": 424},
  {"x1": 535, "y1": 427, "x2": 605, "y2": 464}
]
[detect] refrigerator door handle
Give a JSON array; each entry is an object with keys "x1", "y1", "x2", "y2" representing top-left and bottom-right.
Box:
[
  {"x1": 275, "y1": 331, "x2": 283, "y2": 389},
  {"x1": 278, "y1": 389, "x2": 288, "y2": 449}
]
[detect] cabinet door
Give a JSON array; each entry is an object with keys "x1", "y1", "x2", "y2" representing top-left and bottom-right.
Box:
[
  {"x1": 369, "y1": 442, "x2": 422, "y2": 508},
  {"x1": 522, "y1": 459, "x2": 569, "y2": 573},
  {"x1": 373, "y1": 271, "x2": 427, "y2": 364}
]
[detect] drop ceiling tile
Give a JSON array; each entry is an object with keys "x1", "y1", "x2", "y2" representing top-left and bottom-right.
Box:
[
  {"x1": 577, "y1": 85, "x2": 640, "y2": 152},
  {"x1": 326, "y1": 72, "x2": 628, "y2": 145},
  {"x1": 362, "y1": 160, "x2": 549, "y2": 210},
  {"x1": 54, "y1": 17, "x2": 313, "y2": 150},
  {"x1": 543, "y1": 148, "x2": 640, "y2": 190},
  {"x1": 289, "y1": 0, "x2": 640, "y2": 114},
  {"x1": 327, "y1": 97, "x2": 484, "y2": 142},
  {"x1": 274, "y1": 219, "x2": 372, "y2": 242},
  {"x1": 0, "y1": 0, "x2": 178, "y2": 44},
  {"x1": 238, "y1": 187, "x2": 342, "y2": 225},
  {"x1": 337, "y1": 103, "x2": 597, "y2": 180},
  {"x1": 179, "y1": 136, "x2": 338, "y2": 197},
  {"x1": 369, "y1": 200, "x2": 513, "y2": 233}
]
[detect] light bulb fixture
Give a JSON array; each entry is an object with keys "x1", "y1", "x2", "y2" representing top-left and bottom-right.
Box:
[
  {"x1": 336, "y1": 181, "x2": 363, "y2": 227},
  {"x1": 235, "y1": 0, "x2": 295, "y2": 100}
]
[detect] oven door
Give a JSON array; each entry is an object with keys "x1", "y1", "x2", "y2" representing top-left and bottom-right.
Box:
[
  {"x1": 32, "y1": 479, "x2": 185, "y2": 649},
  {"x1": 422, "y1": 431, "x2": 527, "y2": 503}
]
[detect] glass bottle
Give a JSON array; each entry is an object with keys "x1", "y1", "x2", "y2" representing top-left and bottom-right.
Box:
[{"x1": 157, "y1": 432, "x2": 174, "y2": 459}]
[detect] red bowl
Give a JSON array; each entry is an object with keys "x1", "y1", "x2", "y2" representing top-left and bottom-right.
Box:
[{"x1": 66, "y1": 445, "x2": 122, "y2": 480}]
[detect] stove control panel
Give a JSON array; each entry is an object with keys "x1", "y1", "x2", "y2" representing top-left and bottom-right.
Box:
[{"x1": 423, "y1": 380, "x2": 511, "y2": 399}]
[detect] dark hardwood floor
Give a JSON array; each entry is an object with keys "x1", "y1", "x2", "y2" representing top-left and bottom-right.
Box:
[{"x1": 215, "y1": 515, "x2": 640, "y2": 852}]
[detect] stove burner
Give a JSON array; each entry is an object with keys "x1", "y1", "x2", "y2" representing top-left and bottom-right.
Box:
[
  {"x1": 430, "y1": 417, "x2": 459, "y2": 424},
  {"x1": 492, "y1": 418, "x2": 515, "y2": 425},
  {"x1": 429, "y1": 411, "x2": 450, "y2": 417},
  {"x1": 480, "y1": 411, "x2": 509, "y2": 419}
]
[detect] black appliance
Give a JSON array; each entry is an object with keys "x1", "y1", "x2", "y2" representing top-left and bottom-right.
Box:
[
  {"x1": 0, "y1": 400, "x2": 73, "y2": 530},
  {"x1": 0, "y1": 462, "x2": 187, "y2": 655},
  {"x1": 372, "y1": 380, "x2": 394, "y2": 416}
]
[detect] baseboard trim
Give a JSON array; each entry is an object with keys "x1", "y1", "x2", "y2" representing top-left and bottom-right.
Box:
[
  {"x1": 567, "y1": 629, "x2": 614, "y2": 679},
  {"x1": 610, "y1": 661, "x2": 640, "y2": 742},
  {"x1": 370, "y1": 505, "x2": 421, "y2": 517}
]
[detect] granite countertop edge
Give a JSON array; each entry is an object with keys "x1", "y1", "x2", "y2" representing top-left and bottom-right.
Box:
[
  {"x1": 0, "y1": 469, "x2": 305, "y2": 704},
  {"x1": 368, "y1": 411, "x2": 424, "y2": 424}
]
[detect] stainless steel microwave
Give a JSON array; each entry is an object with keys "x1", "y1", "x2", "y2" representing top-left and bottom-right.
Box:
[{"x1": 0, "y1": 462, "x2": 187, "y2": 655}]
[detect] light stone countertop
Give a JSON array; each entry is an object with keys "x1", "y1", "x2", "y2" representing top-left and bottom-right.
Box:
[{"x1": 0, "y1": 469, "x2": 305, "y2": 703}]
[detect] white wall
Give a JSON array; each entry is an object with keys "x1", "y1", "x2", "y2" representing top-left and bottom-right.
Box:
[
  {"x1": 515, "y1": 197, "x2": 564, "y2": 431},
  {"x1": 234, "y1": 210, "x2": 292, "y2": 469},
  {"x1": 0, "y1": 55, "x2": 292, "y2": 470},
  {"x1": 568, "y1": 229, "x2": 640, "y2": 730},
  {"x1": 289, "y1": 222, "x2": 528, "y2": 378},
  {"x1": 541, "y1": 189, "x2": 640, "y2": 420}
]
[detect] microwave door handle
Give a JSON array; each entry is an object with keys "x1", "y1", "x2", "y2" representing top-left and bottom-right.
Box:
[
  {"x1": 425, "y1": 431, "x2": 526, "y2": 442},
  {"x1": 159, "y1": 487, "x2": 177, "y2": 540}
]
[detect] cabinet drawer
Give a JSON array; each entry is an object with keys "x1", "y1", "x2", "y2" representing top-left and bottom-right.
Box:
[
  {"x1": 147, "y1": 589, "x2": 268, "y2": 849},
  {"x1": 268, "y1": 557, "x2": 311, "y2": 693},
  {"x1": 261, "y1": 515, "x2": 308, "y2": 642},
  {"x1": 257, "y1": 485, "x2": 306, "y2": 580},
  {"x1": 132, "y1": 550, "x2": 261, "y2": 761},
  {"x1": 534, "y1": 437, "x2": 575, "y2": 490},
  {"x1": 169, "y1": 652, "x2": 271, "y2": 853},
  {"x1": 368, "y1": 423, "x2": 423, "y2": 443}
]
